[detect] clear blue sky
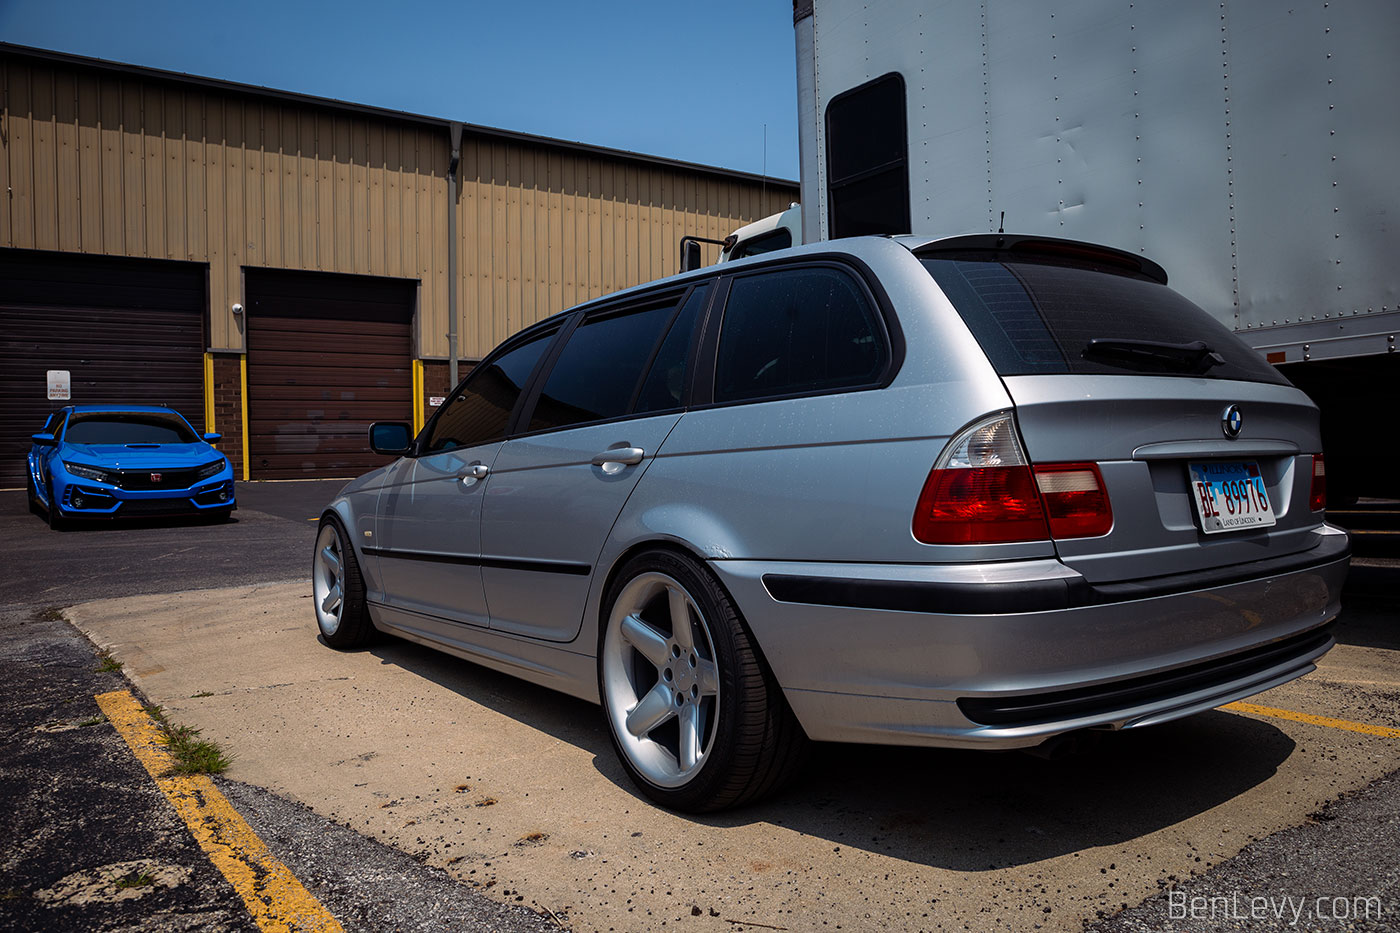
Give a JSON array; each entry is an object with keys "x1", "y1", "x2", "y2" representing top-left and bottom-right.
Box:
[{"x1": 0, "y1": 0, "x2": 800, "y2": 180}]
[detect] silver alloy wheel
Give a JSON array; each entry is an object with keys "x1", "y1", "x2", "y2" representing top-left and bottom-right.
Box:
[
  {"x1": 313, "y1": 522, "x2": 345, "y2": 637},
  {"x1": 602, "y1": 571, "x2": 721, "y2": 789}
]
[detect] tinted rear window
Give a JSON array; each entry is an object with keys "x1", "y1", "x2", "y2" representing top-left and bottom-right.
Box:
[{"x1": 922, "y1": 257, "x2": 1289, "y2": 385}]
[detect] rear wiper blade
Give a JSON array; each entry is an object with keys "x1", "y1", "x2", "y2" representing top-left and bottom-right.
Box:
[{"x1": 1082, "y1": 338, "x2": 1226, "y2": 374}]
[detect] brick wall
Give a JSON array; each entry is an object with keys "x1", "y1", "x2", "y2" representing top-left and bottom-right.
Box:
[
  {"x1": 210, "y1": 354, "x2": 244, "y2": 475},
  {"x1": 420, "y1": 360, "x2": 476, "y2": 427}
]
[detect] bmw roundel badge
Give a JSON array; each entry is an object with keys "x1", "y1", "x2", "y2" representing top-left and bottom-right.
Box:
[{"x1": 1221, "y1": 404, "x2": 1243, "y2": 438}]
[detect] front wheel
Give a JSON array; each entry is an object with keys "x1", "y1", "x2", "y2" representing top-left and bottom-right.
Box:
[
  {"x1": 599, "y1": 550, "x2": 807, "y2": 812},
  {"x1": 45, "y1": 481, "x2": 67, "y2": 531},
  {"x1": 313, "y1": 515, "x2": 374, "y2": 649}
]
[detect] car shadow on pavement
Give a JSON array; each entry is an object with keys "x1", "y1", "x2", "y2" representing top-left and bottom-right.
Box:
[
  {"x1": 704, "y1": 711, "x2": 1295, "y2": 871},
  {"x1": 366, "y1": 632, "x2": 1296, "y2": 871}
]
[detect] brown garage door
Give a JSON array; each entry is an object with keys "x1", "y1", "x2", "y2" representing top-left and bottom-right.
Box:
[
  {"x1": 245, "y1": 269, "x2": 415, "y2": 479},
  {"x1": 0, "y1": 249, "x2": 206, "y2": 488}
]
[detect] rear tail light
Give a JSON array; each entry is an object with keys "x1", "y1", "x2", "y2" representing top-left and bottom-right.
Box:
[
  {"x1": 1309, "y1": 454, "x2": 1326, "y2": 511},
  {"x1": 1035, "y1": 463, "x2": 1113, "y2": 538},
  {"x1": 912, "y1": 414, "x2": 1113, "y2": 545}
]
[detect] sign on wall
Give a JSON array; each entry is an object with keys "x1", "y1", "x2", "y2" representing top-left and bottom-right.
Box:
[{"x1": 46, "y1": 370, "x2": 71, "y2": 401}]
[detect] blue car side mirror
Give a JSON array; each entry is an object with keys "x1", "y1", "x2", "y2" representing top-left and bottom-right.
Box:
[
  {"x1": 203, "y1": 432, "x2": 222, "y2": 443},
  {"x1": 31, "y1": 433, "x2": 57, "y2": 447}
]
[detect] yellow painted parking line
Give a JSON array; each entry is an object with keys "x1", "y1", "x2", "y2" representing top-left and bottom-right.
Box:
[
  {"x1": 1223, "y1": 700, "x2": 1400, "y2": 739},
  {"x1": 96, "y1": 690, "x2": 344, "y2": 933}
]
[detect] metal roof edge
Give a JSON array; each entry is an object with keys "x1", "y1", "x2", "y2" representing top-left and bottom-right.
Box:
[{"x1": 0, "y1": 42, "x2": 798, "y2": 189}]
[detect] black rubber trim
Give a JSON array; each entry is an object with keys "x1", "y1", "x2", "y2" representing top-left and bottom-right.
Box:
[
  {"x1": 957, "y1": 623, "x2": 1336, "y2": 727},
  {"x1": 760, "y1": 532, "x2": 1350, "y2": 616},
  {"x1": 363, "y1": 546, "x2": 590, "y2": 576},
  {"x1": 763, "y1": 572, "x2": 1076, "y2": 615}
]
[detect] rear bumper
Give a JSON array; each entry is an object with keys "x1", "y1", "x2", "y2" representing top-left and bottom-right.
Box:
[{"x1": 712, "y1": 525, "x2": 1349, "y2": 749}]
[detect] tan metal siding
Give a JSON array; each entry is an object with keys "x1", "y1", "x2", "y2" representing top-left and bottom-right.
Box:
[{"x1": 2, "y1": 53, "x2": 796, "y2": 362}]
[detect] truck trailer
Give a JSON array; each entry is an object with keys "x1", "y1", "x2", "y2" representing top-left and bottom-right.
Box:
[{"x1": 783, "y1": 0, "x2": 1399, "y2": 500}]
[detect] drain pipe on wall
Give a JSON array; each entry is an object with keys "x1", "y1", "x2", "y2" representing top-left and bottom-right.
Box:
[{"x1": 447, "y1": 121, "x2": 463, "y2": 388}]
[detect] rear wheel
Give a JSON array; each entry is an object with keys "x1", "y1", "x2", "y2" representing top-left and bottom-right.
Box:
[
  {"x1": 313, "y1": 515, "x2": 374, "y2": 648},
  {"x1": 599, "y1": 549, "x2": 807, "y2": 812}
]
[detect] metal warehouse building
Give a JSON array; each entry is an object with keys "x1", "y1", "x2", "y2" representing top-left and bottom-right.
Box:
[{"x1": 0, "y1": 44, "x2": 795, "y2": 486}]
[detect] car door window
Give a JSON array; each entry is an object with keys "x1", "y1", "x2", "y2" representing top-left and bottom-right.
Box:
[
  {"x1": 527, "y1": 294, "x2": 690, "y2": 433},
  {"x1": 714, "y1": 266, "x2": 887, "y2": 403},
  {"x1": 424, "y1": 329, "x2": 555, "y2": 453},
  {"x1": 632, "y1": 285, "x2": 708, "y2": 416}
]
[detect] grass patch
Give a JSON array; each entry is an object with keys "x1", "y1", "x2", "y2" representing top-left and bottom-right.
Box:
[
  {"x1": 33, "y1": 606, "x2": 65, "y2": 623},
  {"x1": 95, "y1": 650, "x2": 122, "y2": 673},
  {"x1": 143, "y1": 704, "x2": 233, "y2": 775},
  {"x1": 190, "y1": 691, "x2": 215, "y2": 699},
  {"x1": 77, "y1": 714, "x2": 108, "y2": 728},
  {"x1": 161, "y1": 724, "x2": 233, "y2": 776},
  {"x1": 113, "y1": 871, "x2": 155, "y2": 890}
]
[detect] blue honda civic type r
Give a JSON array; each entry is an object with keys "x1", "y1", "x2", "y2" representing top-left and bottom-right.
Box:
[{"x1": 27, "y1": 404, "x2": 236, "y2": 528}]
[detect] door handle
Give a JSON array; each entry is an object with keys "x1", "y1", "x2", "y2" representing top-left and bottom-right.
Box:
[
  {"x1": 458, "y1": 462, "x2": 490, "y2": 485},
  {"x1": 591, "y1": 446, "x2": 645, "y2": 470}
]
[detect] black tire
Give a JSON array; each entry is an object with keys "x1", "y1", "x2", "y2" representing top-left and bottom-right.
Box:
[
  {"x1": 45, "y1": 481, "x2": 67, "y2": 531},
  {"x1": 27, "y1": 471, "x2": 42, "y2": 517},
  {"x1": 598, "y1": 549, "x2": 808, "y2": 812},
  {"x1": 312, "y1": 514, "x2": 375, "y2": 649}
]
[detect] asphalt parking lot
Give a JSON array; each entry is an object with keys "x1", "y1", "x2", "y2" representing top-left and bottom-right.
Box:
[{"x1": 2, "y1": 484, "x2": 1397, "y2": 932}]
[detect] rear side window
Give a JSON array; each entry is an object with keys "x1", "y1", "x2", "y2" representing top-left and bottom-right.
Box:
[
  {"x1": 425, "y1": 329, "x2": 555, "y2": 452},
  {"x1": 715, "y1": 267, "x2": 887, "y2": 403},
  {"x1": 527, "y1": 295, "x2": 685, "y2": 433},
  {"x1": 922, "y1": 257, "x2": 1290, "y2": 385}
]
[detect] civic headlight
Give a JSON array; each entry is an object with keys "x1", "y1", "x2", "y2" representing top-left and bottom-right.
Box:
[
  {"x1": 195, "y1": 458, "x2": 228, "y2": 481},
  {"x1": 63, "y1": 461, "x2": 115, "y2": 484}
]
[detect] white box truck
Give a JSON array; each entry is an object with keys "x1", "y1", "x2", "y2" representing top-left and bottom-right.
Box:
[{"x1": 774, "y1": 0, "x2": 1399, "y2": 500}]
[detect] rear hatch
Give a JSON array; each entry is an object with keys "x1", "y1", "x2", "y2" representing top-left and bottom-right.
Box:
[{"x1": 920, "y1": 237, "x2": 1325, "y2": 585}]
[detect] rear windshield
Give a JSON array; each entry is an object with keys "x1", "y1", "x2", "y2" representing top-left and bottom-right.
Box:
[
  {"x1": 65, "y1": 412, "x2": 199, "y2": 445},
  {"x1": 921, "y1": 256, "x2": 1289, "y2": 385}
]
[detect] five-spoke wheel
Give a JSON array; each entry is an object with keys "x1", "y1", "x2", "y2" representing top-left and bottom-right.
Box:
[
  {"x1": 313, "y1": 515, "x2": 373, "y2": 648},
  {"x1": 600, "y1": 550, "x2": 807, "y2": 812}
]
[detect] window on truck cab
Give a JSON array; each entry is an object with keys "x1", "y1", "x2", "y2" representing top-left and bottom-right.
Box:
[
  {"x1": 731, "y1": 229, "x2": 792, "y2": 260},
  {"x1": 825, "y1": 73, "x2": 911, "y2": 239}
]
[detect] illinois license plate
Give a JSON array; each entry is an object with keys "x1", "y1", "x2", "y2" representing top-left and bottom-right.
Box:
[{"x1": 1189, "y1": 461, "x2": 1277, "y2": 534}]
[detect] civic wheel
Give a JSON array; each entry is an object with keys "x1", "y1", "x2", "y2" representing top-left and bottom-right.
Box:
[
  {"x1": 45, "y1": 481, "x2": 67, "y2": 531},
  {"x1": 313, "y1": 515, "x2": 374, "y2": 649},
  {"x1": 599, "y1": 550, "x2": 807, "y2": 812},
  {"x1": 27, "y1": 471, "x2": 42, "y2": 517}
]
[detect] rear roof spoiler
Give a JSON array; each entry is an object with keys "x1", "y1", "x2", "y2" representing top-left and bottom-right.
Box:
[{"x1": 912, "y1": 234, "x2": 1168, "y2": 285}]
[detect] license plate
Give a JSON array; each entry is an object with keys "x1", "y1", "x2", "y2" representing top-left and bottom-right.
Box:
[{"x1": 1189, "y1": 461, "x2": 1277, "y2": 534}]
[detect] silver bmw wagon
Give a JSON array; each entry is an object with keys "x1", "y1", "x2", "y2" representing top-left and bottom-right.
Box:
[{"x1": 313, "y1": 234, "x2": 1349, "y2": 812}]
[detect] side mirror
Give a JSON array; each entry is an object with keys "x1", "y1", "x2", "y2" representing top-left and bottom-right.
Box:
[
  {"x1": 680, "y1": 239, "x2": 703, "y2": 273},
  {"x1": 203, "y1": 432, "x2": 222, "y2": 443},
  {"x1": 369, "y1": 422, "x2": 414, "y2": 456},
  {"x1": 31, "y1": 433, "x2": 57, "y2": 447}
]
